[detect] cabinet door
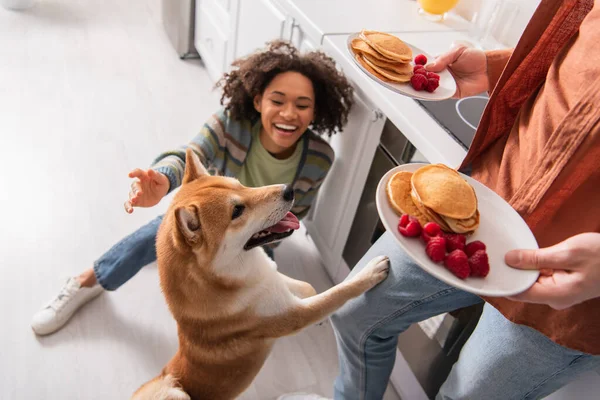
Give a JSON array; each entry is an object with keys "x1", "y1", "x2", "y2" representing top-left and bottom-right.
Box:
[
  {"x1": 235, "y1": 0, "x2": 286, "y2": 58},
  {"x1": 195, "y1": 0, "x2": 229, "y2": 82},
  {"x1": 304, "y1": 94, "x2": 385, "y2": 279}
]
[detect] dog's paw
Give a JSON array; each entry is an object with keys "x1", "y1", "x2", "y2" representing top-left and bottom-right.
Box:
[
  {"x1": 165, "y1": 388, "x2": 191, "y2": 400},
  {"x1": 352, "y1": 255, "x2": 390, "y2": 291}
]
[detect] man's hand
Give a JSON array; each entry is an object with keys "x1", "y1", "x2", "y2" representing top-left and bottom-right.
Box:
[
  {"x1": 426, "y1": 44, "x2": 489, "y2": 98},
  {"x1": 506, "y1": 233, "x2": 600, "y2": 310}
]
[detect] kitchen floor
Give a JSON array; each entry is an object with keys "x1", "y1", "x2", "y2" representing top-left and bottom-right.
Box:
[{"x1": 0, "y1": 0, "x2": 401, "y2": 399}]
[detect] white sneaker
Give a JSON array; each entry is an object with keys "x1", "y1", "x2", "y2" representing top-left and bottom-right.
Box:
[
  {"x1": 277, "y1": 393, "x2": 331, "y2": 400},
  {"x1": 31, "y1": 277, "x2": 104, "y2": 335}
]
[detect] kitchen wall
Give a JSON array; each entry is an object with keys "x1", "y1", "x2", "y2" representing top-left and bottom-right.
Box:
[
  {"x1": 504, "y1": 0, "x2": 541, "y2": 46},
  {"x1": 454, "y1": 0, "x2": 541, "y2": 48}
]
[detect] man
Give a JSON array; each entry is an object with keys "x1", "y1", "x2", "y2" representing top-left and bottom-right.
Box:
[{"x1": 280, "y1": 0, "x2": 600, "y2": 398}]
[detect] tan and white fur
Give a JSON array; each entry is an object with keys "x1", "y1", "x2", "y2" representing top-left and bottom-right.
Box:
[{"x1": 132, "y1": 149, "x2": 389, "y2": 400}]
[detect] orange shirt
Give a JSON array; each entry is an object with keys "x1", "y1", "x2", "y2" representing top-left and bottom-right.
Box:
[{"x1": 461, "y1": 0, "x2": 600, "y2": 354}]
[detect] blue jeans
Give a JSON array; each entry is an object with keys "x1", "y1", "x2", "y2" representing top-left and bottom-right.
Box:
[
  {"x1": 331, "y1": 231, "x2": 600, "y2": 400},
  {"x1": 93, "y1": 215, "x2": 274, "y2": 290}
]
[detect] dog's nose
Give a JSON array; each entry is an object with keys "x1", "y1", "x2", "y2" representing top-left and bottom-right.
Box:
[{"x1": 283, "y1": 185, "x2": 294, "y2": 202}]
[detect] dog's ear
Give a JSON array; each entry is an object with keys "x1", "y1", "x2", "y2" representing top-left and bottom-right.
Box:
[
  {"x1": 183, "y1": 148, "x2": 209, "y2": 184},
  {"x1": 175, "y1": 205, "x2": 202, "y2": 244}
]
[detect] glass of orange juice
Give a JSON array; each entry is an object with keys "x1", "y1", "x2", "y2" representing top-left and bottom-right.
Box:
[{"x1": 417, "y1": 0, "x2": 460, "y2": 22}]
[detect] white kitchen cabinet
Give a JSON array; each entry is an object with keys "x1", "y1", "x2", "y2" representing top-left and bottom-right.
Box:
[
  {"x1": 196, "y1": 0, "x2": 320, "y2": 83},
  {"x1": 235, "y1": 0, "x2": 287, "y2": 59},
  {"x1": 195, "y1": 0, "x2": 232, "y2": 81},
  {"x1": 304, "y1": 93, "x2": 385, "y2": 281},
  {"x1": 234, "y1": 0, "x2": 318, "y2": 60},
  {"x1": 195, "y1": 0, "x2": 292, "y2": 84}
]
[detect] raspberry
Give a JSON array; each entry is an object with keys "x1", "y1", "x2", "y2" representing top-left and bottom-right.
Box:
[
  {"x1": 413, "y1": 64, "x2": 426, "y2": 73},
  {"x1": 398, "y1": 220, "x2": 422, "y2": 237},
  {"x1": 444, "y1": 250, "x2": 470, "y2": 279},
  {"x1": 465, "y1": 240, "x2": 486, "y2": 257},
  {"x1": 425, "y1": 78, "x2": 440, "y2": 93},
  {"x1": 399, "y1": 214, "x2": 410, "y2": 228},
  {"x1": 414, "y1": 54, "x2": 428, "y2": 65},
  {"x1": 421, "y1": 222, "x2": 441, "y2": 243},
  {"x1": 426, "y1": 71, "x2": 440, "y2": 80},
  {"x1": 425, "y1": 236, "x2": 446, "y2": 262},
  {"x1": 468, "y1": 250, "x2": 490, "y2": 277},
  {"x1": 443, "y1": 233, "x2": 466, "y2": 252},
  {"x1": 423, "y1": 222, "x2": 441, "y2": 236},
  {"x1": 410, "y1": 73, "x2": 428, "y2": 91},
  {"x1": 421, "y1": 231, "x2": 433, "y2": 243}
]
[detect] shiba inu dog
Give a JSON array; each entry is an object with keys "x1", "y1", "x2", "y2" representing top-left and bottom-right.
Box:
[{"x1": 132, "y1": 149, "x2": 389, "y2": 400}]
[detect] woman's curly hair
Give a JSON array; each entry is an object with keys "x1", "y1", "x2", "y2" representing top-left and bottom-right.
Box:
[{"x1": 216, "y1": 40, "x2": 354, "y2": 136}]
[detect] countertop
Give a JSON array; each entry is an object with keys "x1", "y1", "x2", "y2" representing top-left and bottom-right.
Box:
[{"x1": 281, "y1": 0, "x2": 469, "y2": 45}]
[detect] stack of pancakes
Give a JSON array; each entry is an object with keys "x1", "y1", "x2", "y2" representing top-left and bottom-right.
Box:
[
  {"x1": 386, "y1": 164, "x2": 480, "y2": 234},
  {"x1": 351, "y1": 30, "x2": 413, "y2": 83}
]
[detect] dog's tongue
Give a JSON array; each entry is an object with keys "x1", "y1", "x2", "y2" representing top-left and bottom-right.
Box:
[{"x1": 267, "y1": 212, "x2": 300, "y2": 233}]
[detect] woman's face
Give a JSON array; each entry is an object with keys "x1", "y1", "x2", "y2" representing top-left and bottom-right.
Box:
[{"x1": 254, "y1": 71, "x2": 315, "y2": 158}]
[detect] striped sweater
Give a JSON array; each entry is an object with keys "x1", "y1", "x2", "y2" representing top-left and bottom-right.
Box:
[{"x1": 151, "y1": 108, "x2": 335, "y2": 220}]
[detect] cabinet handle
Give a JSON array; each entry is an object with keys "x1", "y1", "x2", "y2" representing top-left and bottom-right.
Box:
[
  {"x1": 371, "y1": 110, "x2": 384, "y2": 122},
  {"x1": 289, "y1": 22, "x2": 298, "y2": 43}
]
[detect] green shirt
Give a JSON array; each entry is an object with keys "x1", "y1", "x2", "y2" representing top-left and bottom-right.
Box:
[{"x1": 237, "y1": 124, "x2": 304, "y2": 187}]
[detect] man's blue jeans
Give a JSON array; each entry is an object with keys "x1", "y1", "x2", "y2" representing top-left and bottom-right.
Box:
[{"x1": 331, "y1": 231, "x2": 600, "y2": 400}]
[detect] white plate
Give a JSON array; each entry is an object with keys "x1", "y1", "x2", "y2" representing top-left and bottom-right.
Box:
[
  {"x1": 347, "y1": 32, "x2": 457, "y2": 101},
  {"x1": 376, "y1": 164, "x2": 540, "y2": 297}
]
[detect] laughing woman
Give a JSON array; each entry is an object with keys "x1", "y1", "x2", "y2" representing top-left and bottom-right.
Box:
[{"x1": 32, "y1": 40, "x2": 354, "y2": 336}]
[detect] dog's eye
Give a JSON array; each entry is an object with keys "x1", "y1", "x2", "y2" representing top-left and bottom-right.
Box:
[{"x1": 232, "y1": 205, "x2": 245, "y2": 220}]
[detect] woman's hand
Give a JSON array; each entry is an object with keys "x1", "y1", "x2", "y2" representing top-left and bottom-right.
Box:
[
  {"x1": 425, "y1": 44, "x2": 489, "y2": 98},
  {"x1": 506, "y1": 233, "x2": 600, "y2": 310},
  {"x1": 123, "y1": 168, "x2": 170, "y2": 213}
]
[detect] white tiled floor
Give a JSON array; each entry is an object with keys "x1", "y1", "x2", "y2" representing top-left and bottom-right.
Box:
[{"x1": 0, "y1": 1, "x2": 401, "y2": 399}]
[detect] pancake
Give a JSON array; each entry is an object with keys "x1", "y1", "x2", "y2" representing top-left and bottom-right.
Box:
[
  {"x1": 362, "y1": 52, "x2": 413, "y2": 74},
  {"x1": 411, "y1": 164, "x2": 477, "y2": 219},
  {"x1": 355, "y1": 54, "x2": 390, "y2": 82},
  {"x1": 360, "y1": 30, "x2": 413, "y2": 62},
  {"x1": 351, "y1": 38, "x2": 398, "y2": 63},
  {"x1": 386, "y1": 171, "x2": 428, "y2": 225},
  {"x1": 444, "y1": 209, "x2": 480, "y2": 234},
  {"x1": 410, "y1": 189, "x2": 452, "y2": 232},
  {"x1": 360, "y1": 54, "x2": 412, "y2": 83}
]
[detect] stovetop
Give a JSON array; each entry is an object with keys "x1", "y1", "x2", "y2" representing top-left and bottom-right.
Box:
[{"x1": 416, "y1": 94, "x2": 489, "y2": 150}]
